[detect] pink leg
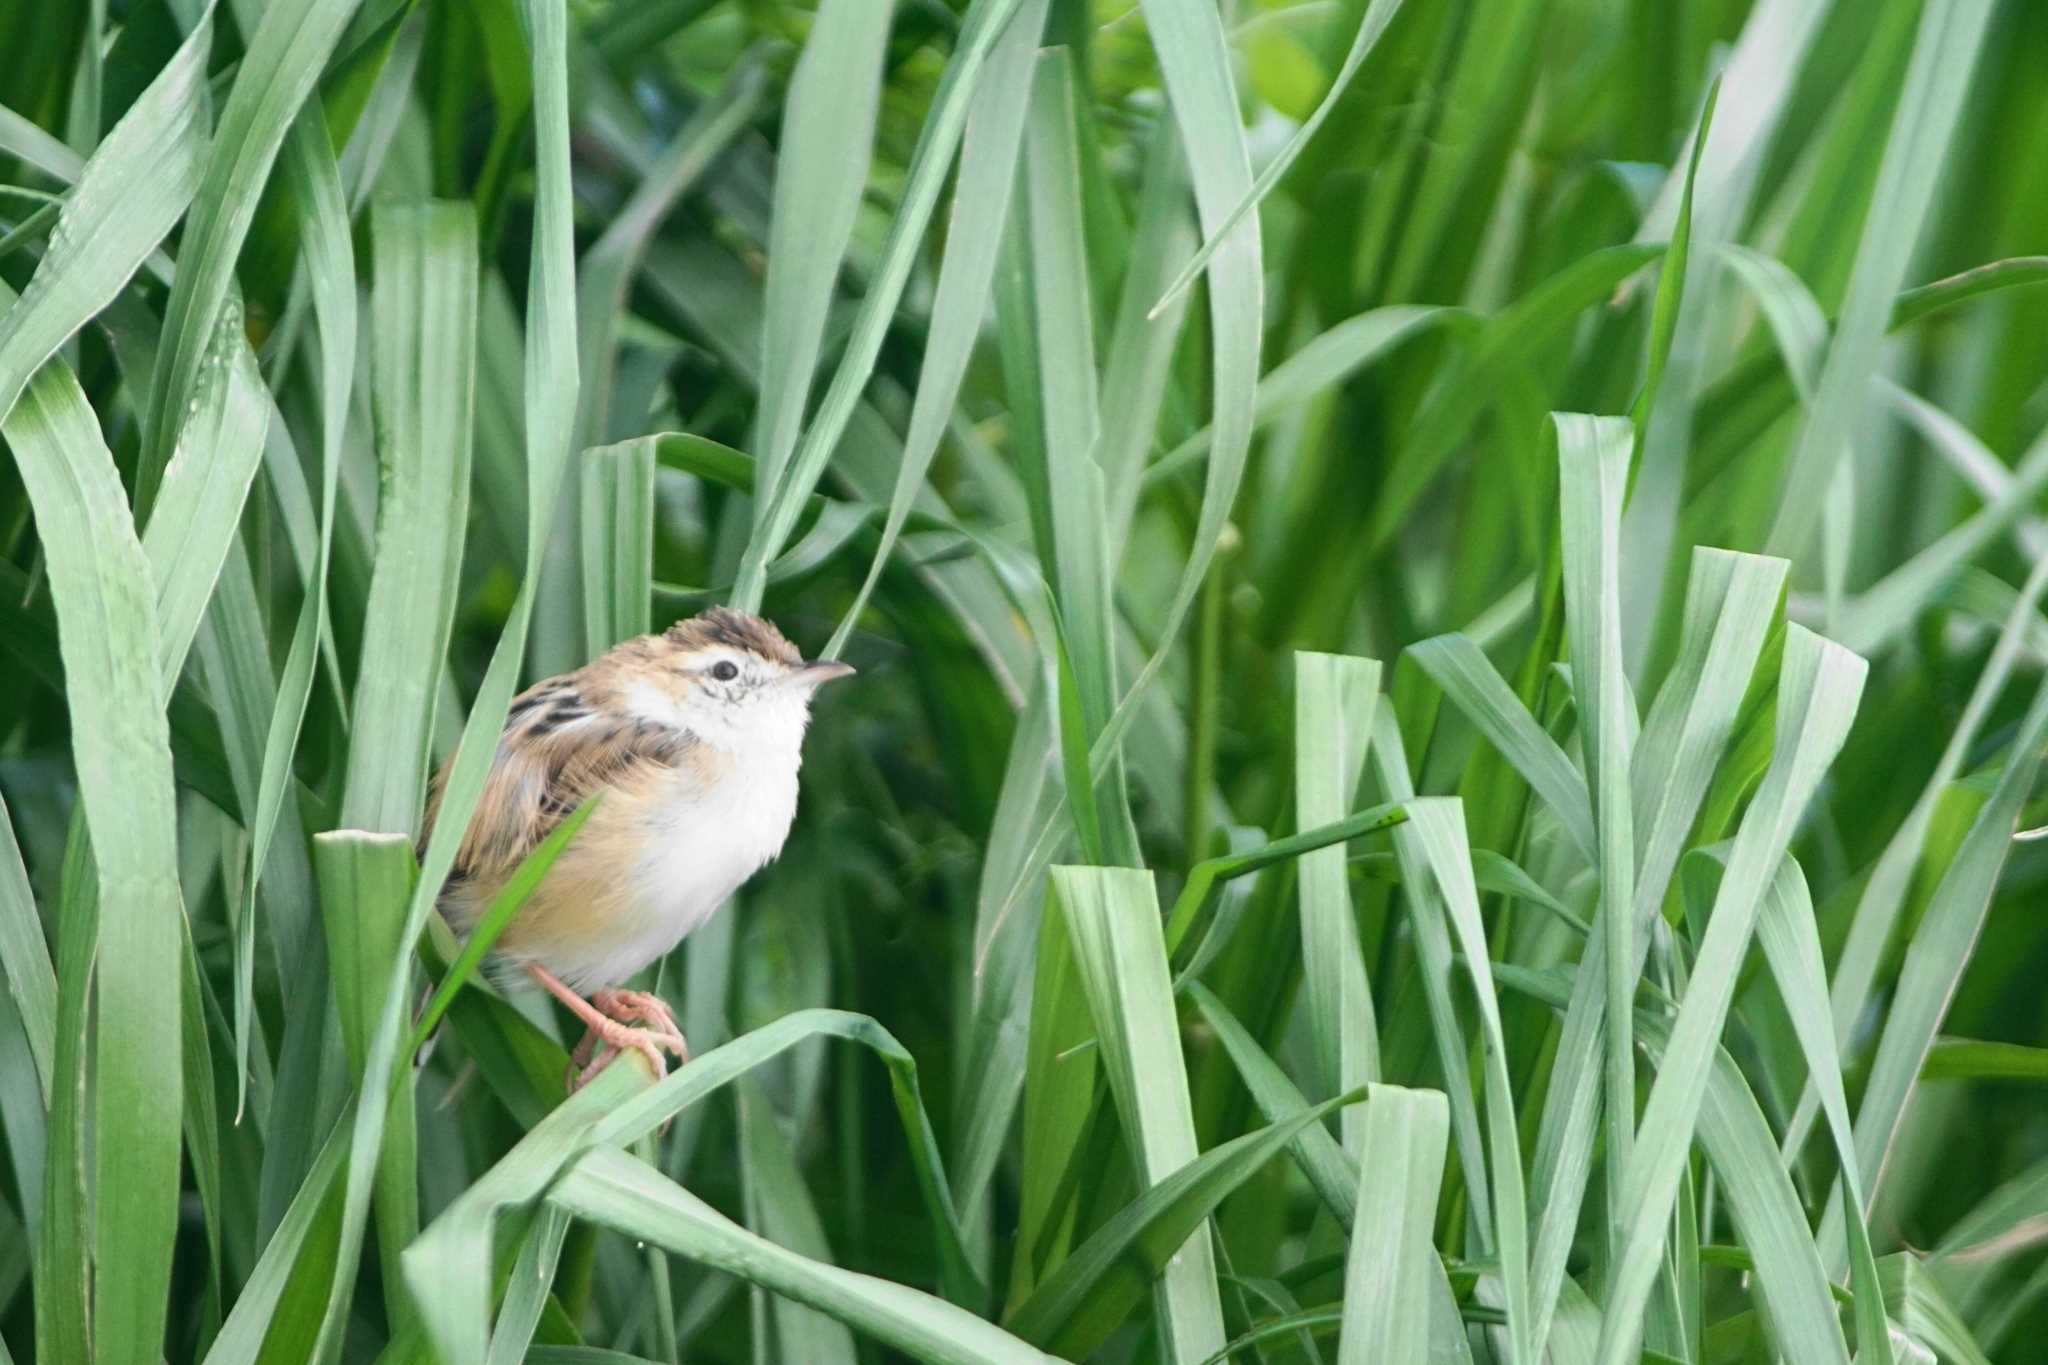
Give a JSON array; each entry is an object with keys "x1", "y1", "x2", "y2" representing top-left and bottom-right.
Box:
[{"x1": 526, "y1": 964, "x2": 684, "y2": 1090}]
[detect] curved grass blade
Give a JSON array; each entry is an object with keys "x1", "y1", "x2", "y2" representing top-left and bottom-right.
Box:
[
  {"x1": 137, "y1": 0, "x2": 361, "y2": 519},
  {"x1": 1792, "y1": 552, "x2": 2048, "y2": 1160},
  {"x1": 737, "y1": 0, "x2": 1031, "y2": 607},
  {"x1": 1834, "y1": 666, "x2": 2048, "y2": 1247},
  {"x1": 1165, "y1": 802, "x2": 1409, "y2": 978},
  {"x1": 1141, "y1": 305, "x2": 1465, "y2": 491},
  {"x1": 1528, "y1": 547, "x2": 1784, "y2": 1347},
  {"x1": 1763, "y1": 0, "x2": 1995, "y2": 556},
  {"x1": 0, "y1": 791, "x2": 53, "y2": 1101},
  {"x1": 826, "y1": 0, "x2": 1046, "y2": 657},
  {"x1": 408, "y1": 1008, "x2": 984, "y2": 1362},
  {"x1": 555, "y1": 1146, "x2": 1056, "y2": 1365},
  {"x1": 743, "y1": 0, "x2": 891, "y2": 542},
  {"x1": 1149, "y1": 0, "x2": 1407, "y2": 317},
  {"x1": 1404, "y1": 634, "x2": 1594, "y2": 862},
  {"x1": 1836, "y1": 424, "x2": 2048, "y2": 656},
  {"x1": 0, "y1": 5, "x2": 213, "y2": 430}
]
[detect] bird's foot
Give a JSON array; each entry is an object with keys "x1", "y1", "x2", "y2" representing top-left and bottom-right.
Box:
[
  {"x1": 525, "y1": 962, "x2": 689, "y2": 1093},
  {"x1": 593, "y1": 987, "x2": 690, "y2": 1063},
  {"x1": 566, "y1": 1012, "x2": 685, "y2": 1091},
  {"x1": 562, "y1": 989, "x2": 687, "y2": 1091}
]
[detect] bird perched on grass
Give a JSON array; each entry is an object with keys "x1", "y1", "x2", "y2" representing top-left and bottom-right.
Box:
[{"x1": 420, "y1": 607, "x2": 854, "y2": 1089}]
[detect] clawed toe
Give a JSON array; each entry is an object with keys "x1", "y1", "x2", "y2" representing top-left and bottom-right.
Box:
[
  {"x1": 592, "y1": 988, "x2": 690, "y2": 1063},
  {"x1": 564, "y1": 991, "x2": 690, "y2": 1091}
]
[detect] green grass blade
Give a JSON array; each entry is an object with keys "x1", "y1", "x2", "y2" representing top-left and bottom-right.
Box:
[
  {"x1": 1006, "y1": 1091, "x2": 1358, "y2": 1357},
  {"x1": 404, "y1": 1055, "x2": 655, "y2": 1365},
  {"x1": 1524, "y1": 546, "x2": 1783, "y2": 1349},
  {"x1": 1365, "y1": 716, "x2": 1496, "y2": 1242},
  {"x1": 536, "y1": 57, "x2": 767, "y2": 674},
  {"x1": 1878, "y1": 1254, "x2": 1992, "y2": 1365},
  {"x1": 0, "y1": 6, "x2": 211, "y2": 428},
  {"x1": 555, "y1": 1146, "x2": 1056, "y2": 1365},
  {"x1": 737, "y1": 0, "x2": 1031, "y2": 609},
  {"x1": 1554, "y1": 410, "x2": 1638, "y2": 1265},
  {"x1": 1151, "y1": 0, "x2": 1406, "y2": 318},
  {"x1": 1404, "y1": 634, "x2": 1594, "y2": 861},
  {"x1": 484, "y1": 1203, "x2": 572, "y2": 1365},
  {"x1": 826, "y1": 0, "x2": 1047, "y2": 657},
  {"x1": 580, "y1": 438, "x2": 656, "y2": 655},
  {"x1": 1337, "y1": 1084, "x2": 1447, "y2": 1365},
  {"x1": 737, "y1": 1084, "x2": 860, "y2": 1364},
  {"x1": 1837, "y1": 426, "x2": 2048, "y2": 656},
  {"x1": 1095, "y1": 117, "x2": 1194, "y2": 558},
  {"x1": 1183, "y1": 982, "x2": 1359, "y2": 1224},
  {"x1": 3, "y1": 309, "x2": 184, "y2": 1365},
  {"x1": 1294, "y1": 653, "x2": 1382, "y2": 1151},
  {"x1": 140, "y1": 302, "x2": 269, "y2": 697},
  {"x1": 0, "y1": 791, "x2": 53, "y2": 1101},
  {"x1": 234, "y1": 95, "x2": 357, "y2": 1120},
  {"x1": 1628, "y1": 548, "x2": 1786, "y2": 921},
  {"x1": 1596, "y1": 625, "x2": 1866, "y2": 1364},
  {"x1": 1401, "y1": 800, "x2": 1535, "y2": 1365},
  {"x1": 1883, "y1": 378, "x2": 2048, "y2": 557},
  {"x1": 1365, "y1": 244, "x2": 1661, "y2": 553},
  {"x1": 405, "y1": 792, "x2": 603, "y2": 1061},
  {"x1": 1166, "y1": 802, "x2": 1409, "y2": 979},
  {"x1": 1501, "y1": 964, "x2": 1853, "y2": 1365},
  {"x1": 322, "y1": 0, "x2": 582, "y2": 1350},
  {"x1": 339, "y1": 199, "x2": 478, "y2": 832},
  {"x1": 199, "y1": 1111, "x2": 351, "y2": 1365},
  {"x1": 137, "y1": 0, "x2": 360, "y2": 517},
  {"x1": 742, "y1": 0, "x2": 891, "y2": 548},
  {"x1": 1632, "y1": 77, "x2": 1719, "y2": 441},
  {"x1": 737, "y1": 0, "x2": 1032, "y2": 601},
  {"x1": 1718, "y1": 244, "x2": 1826, "y2": 400},
  {"x1": 1737, "y1": 853, "x2": 1893, "y2": 1363},
  {"x1": 313, "y1": 829, "x2": 420, "y2": 1334},
  {"x1": 1840, "y1": 666, "x2": 2048, "y2": 1236},
  {"x1": 1052, "y1": 865, "x2": 1227, "y2": 1361},
  {"x1": 1142, "y1": 305, "x2": 1464, "y2": 492},
  {"x1": 1092, "y1": 0, "x2": 1262, "y2": 758},
  {"x1": 409, "y1": 1009, "x2": 978, "y2": 1360},
  {"x1": 1015, "y1": 53, "x2": 1133, "y2": 864},
  {"x1": 1797, "y1": 552, "x2": 2048, "y2": 1157},
  {"x1": 1764, "y1": 0, "x2": 1995, "y2": 556}
]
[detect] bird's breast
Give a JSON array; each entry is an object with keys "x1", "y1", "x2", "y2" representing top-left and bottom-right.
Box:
[{"x1": 634, "y1": 747, "x2": 800, "y2": 921}]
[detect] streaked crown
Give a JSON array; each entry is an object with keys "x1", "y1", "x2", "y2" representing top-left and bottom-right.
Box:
[{"x1": 663, "y1": 607, "x2": 801, "y2": 667}]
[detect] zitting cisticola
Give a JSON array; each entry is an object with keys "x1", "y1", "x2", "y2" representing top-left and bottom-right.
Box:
[{"x1": 420, "y1": 608, "x2": 853, "y2": 1088}]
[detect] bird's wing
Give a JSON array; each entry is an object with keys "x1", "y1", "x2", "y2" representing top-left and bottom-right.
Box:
[{"x1": 419, "y1": 674, "x2": 694, "y2": 894}]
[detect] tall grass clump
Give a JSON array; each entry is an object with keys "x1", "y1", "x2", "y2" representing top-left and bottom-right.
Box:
[{"x1": 2, "y1": 0, "x2": 2047, "y2": 1361}]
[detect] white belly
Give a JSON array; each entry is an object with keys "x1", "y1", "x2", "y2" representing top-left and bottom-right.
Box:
[{"x1": 549, "y1": 755, "x2": 800, "y2": 991}]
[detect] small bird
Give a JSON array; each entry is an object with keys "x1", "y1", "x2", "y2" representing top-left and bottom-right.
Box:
[{"x1": 420, "y1": 607, "x2": 854, "y2": 1089}]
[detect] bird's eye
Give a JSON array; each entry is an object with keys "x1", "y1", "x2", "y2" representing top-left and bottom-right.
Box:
[{"x1": 710, "y1": 660, "x2": 739, "y2": 682}]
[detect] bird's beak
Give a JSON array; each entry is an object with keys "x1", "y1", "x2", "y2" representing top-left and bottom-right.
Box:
[{"x1": 790, "y1": 658, "x2": 857, "y2": 689}]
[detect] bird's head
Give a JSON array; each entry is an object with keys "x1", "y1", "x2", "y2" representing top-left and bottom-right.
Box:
[{"x1": 601, "y1": 607, "x2": 853, "y2": 751}]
